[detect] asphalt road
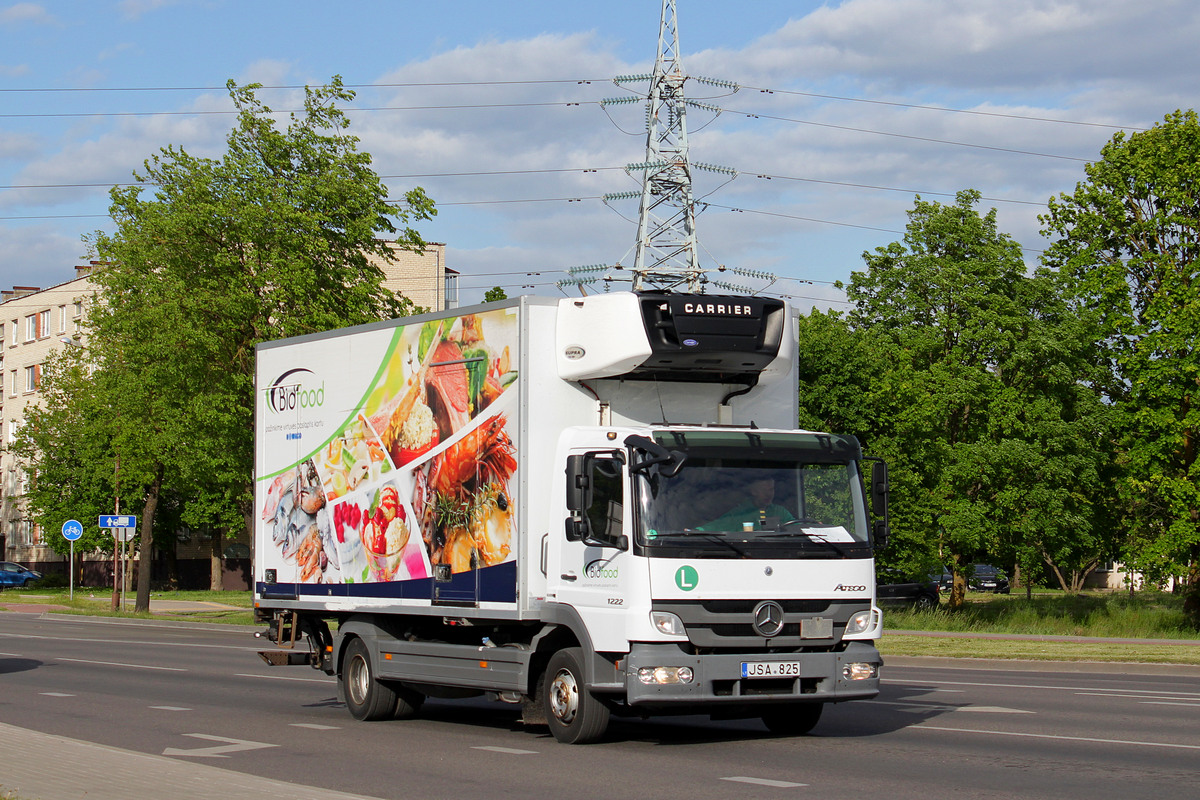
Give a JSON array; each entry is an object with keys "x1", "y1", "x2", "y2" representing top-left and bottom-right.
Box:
[{"x1": 2, "y1": 612, "x2": 1199, "y2": 800}]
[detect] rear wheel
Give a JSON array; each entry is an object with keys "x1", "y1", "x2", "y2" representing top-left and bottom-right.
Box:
[
  {"x1": 342, "y1": 637, "x2": 397, "y2": 721},
  {"x1": 544, "y1": 647, "x2": 609, "y2": 744},
  {"x1": 762, "y1": 702, "x2": 823, "y2": 736}
]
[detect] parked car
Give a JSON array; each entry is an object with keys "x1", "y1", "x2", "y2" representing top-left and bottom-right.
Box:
[
  {"x1": 877, "y1": 568, "x2": 939, "y2": 609},
  {"x1": 0, "y1": 561, "x2": 42, "y2": 588},
  {"x1": 969, "y1": 564, "x2": 1010, "y2": 593},
  {"x1": 936, "y1": 564, "x2": 1010, "y2": 594}
]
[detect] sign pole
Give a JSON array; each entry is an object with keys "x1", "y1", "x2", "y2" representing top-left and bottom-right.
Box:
[{"x1": 61, "y1": 520, "x2": 83, "y2": 603}]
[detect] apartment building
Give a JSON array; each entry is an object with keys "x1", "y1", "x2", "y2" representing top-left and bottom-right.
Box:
[{"x1": 1, "y1": 243, "x2": 456, "y2": 585}]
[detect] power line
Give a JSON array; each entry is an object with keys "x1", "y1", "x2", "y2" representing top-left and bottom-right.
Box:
[
  {"x1": 0, "y1": 80, "x2": 604, "y2": 94},
  {"x1": 741, "y1": 85, "x2": 1147, "y2": 132},
  {"x1": 0, "y1": 78, "x2": 1147, "y2": 133}
]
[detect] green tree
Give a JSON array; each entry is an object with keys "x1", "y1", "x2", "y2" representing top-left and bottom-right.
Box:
[
  {"x1": 13, "y1": 349, "x2": 121, "y2": 594},
  {"x1": 22, "y1": 77, "x2": 434, "y2": 609},
  {"x1": 842, "y1": 190, "x2": 1113, "y2": 607},
  {"x1": 483, "y1": 286, "x2": 508, "y2": 302},
  {"x1": 1041, "y1": 109, "x2": 1200, "y2": 625}
]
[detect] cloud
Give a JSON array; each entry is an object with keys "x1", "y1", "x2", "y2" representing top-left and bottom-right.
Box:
[
  {"x1": 3, "y1": 3, "x2": 1196, "y2": 304},
  {"x1": 0, "y1": 3, "x2": 53, "y2": 25},
  {"x1": 117, "y1": 0, "x2": 180, "y2": 21}
]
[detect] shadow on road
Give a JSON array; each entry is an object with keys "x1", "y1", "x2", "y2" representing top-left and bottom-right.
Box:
[{"x1": 0, "y1": 657, "x2": 42, "y2": 675}]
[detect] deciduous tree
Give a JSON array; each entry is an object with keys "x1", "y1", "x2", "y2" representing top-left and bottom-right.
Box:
[{"x1": 1042, "y1": 109, "x2": 1200, "y2": 626}]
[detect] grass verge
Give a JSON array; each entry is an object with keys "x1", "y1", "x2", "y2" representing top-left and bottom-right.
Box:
[{"x1": 883, "y1": 590, "x2": 1200, "y2": 640}]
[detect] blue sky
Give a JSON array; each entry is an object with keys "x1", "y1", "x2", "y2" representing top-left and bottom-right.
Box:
[{"x1": 2, "y1": 0, "x2": 1197, "y2": 307}]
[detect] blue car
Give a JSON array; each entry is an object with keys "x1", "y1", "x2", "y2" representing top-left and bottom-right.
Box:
[{"x1": 0, "y1": 561, "x2": 42, "y2": 588}]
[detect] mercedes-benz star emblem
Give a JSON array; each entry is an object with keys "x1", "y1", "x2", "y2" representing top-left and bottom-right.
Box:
[{"x1": 752, "y1": 600, "x2": 785, "y2": 638}]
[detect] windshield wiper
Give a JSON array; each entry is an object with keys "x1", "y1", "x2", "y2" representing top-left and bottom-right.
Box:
[{"x1": 662, "y1": 531, "x2": 749, "y2": 557}]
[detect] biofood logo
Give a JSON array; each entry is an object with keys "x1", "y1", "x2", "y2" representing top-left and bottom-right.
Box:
[
  {"x1": 265, "y1": 368, "x2": 325, "y2": 414},
  {"x1": 585, "y1": 560, "x2": 619, "y2": 580}
]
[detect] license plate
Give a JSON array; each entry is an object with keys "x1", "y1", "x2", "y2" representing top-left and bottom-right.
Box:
[{"x1": 741, "y1": 661, "x2": 801, "y2": 678}]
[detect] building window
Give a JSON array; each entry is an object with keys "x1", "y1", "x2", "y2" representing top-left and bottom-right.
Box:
[
  {"x1": 9, "y1": 319, "x2": 17, "y2": 347},
  {"x1": 24, "y1": 364, "x2": 40, "y2": 393},
  {"x1": 8, "y1": 369, "x2": 15, "y2": 397},
  {"x1": 58, "y1": 305, "x2": 67, "y2": 333}
]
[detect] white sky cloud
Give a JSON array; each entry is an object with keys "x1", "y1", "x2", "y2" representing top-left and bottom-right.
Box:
[{"x1": 0, "y1": 0, "x2": 1195, "y2": 306}]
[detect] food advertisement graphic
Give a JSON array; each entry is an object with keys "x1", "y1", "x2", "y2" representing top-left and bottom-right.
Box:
[{"x1": 257, "y1": 308, "x2": 519, "y2": 586}]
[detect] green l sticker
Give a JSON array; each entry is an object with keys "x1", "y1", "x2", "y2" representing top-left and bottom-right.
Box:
[{"x1": 675, "y1": 565, "x2": 698, "y2": 591}]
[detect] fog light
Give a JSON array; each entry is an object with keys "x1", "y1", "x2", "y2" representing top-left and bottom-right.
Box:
[
  {"x1": 637, "y1": 666, "x2": 695, "y2": 685},
  {"x1": 842, "y1": 662, "x2": 877, "y2": 680}
]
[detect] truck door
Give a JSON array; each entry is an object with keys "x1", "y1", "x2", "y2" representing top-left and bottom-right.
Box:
[{"x1": 549, "y1": 451, "x2": 634, "y2": 645}]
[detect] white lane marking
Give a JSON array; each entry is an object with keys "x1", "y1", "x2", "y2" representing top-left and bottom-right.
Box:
[
  {"x1": 722, "y1": 777, "x2": 807, "y2": 788},
  {"x1": 0, "y1": 651, "x2": 23, "y2": 656},
  {"x1": 472, "y1": 746, "x2": 538, "y2": 755},
  {"x1": 916, "y1": 725, "x2": 1200, "y2": 750},
  {"x1": 874, "y1": 700, "x2": 1033, "y2": 714},
  {"x1": 40, "y1": 692, "x2": 75, "y2": 697},
  {"x1": 1141, "y1": 701, "x2": 1200, "y2": 707},
  {"x1": 290, "y1": 723, "x2": 340, "y2": 730},
  {"x1": 890, "y1": 678, "x2": 1200, "y2": 699},
  {"x1": 57, "y1": 657, "x2": 185, "y2": 672},
  {"x1": 163, "y1": 733, "x2": 278, "y2": 758},
  {"x1": 0, "y1": 629, "x2": 262, "y2": 653},
  {"x1": 234, "y1": 672, "x2": 333, "y2": 684},
  {"x1": 1076, "y1": 691, "x2": 1200, "y2": 701},
  {"x1": 150, "y1": 706, "x2": 192, "y2": 711}
]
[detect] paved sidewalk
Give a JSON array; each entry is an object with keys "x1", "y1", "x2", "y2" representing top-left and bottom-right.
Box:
[{"x1": 0, "y1": 722, "x2": 381, "y2": 800}]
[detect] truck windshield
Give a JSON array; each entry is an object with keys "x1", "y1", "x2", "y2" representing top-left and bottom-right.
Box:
[{"x1": 632, "y1": 430, "x2": 872, "y2": 559}]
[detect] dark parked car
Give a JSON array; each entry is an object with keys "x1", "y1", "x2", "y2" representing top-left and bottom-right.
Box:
[
  {"x1": 969, "y1": 564, "x2": 1009, "y2": 593},
  {"x1": 0, "y1": 561, "x2": 42, "y2": 588},
  {"x1": 936, "y1": 564, "x2": 1010, "y2": 594},
  {"x1": 877, "y1": 569, "x2": 939, "y2": 609}
]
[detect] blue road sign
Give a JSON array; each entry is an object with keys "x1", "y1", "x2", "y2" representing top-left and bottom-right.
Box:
[
  {"x1": 98, "y1": 514, "x2": 137, "y2": 529},
  {"x1": 62, "y1": 519, "x2": 83, "y2": 541}
]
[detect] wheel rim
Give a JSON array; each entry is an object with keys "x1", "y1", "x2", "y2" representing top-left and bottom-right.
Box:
[
  {"x1": 347, "y1": 654, "x2": 370, "y2": 706},
  {"x1": 549, "y1": 667, "x2": 579, "y2": 725}
]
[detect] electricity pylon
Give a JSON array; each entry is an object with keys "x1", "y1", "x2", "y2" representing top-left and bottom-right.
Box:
[{"x1": 562, "y1": 0, "x2": 741, "y2": 294}]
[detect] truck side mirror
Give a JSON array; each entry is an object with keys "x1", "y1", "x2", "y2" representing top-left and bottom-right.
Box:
[
  {"x1": 565, "y1": 454, "x2": 591, "y2": 513},
  {"x1": 871, "y1": 460, "x2": 890, "y2": 551}
]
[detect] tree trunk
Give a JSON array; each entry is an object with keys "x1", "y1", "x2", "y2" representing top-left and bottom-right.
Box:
[
  {"x1": 134, "y1": 466, "x2": 163, "y2": 612},
  {"x1": 210, "y1": 527, "x2": 226, "y2": 591}
]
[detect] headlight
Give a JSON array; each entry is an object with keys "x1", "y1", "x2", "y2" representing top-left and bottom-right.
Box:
[
  {"x1": 637, "y1": 666, "x2": 695, "y2": 685},
  {"x1": 650, "y1": 611, "x2": 687, "y2": 636},
  {"x1": 844, "y1": 610, "x2": 873, "y2": 636}
]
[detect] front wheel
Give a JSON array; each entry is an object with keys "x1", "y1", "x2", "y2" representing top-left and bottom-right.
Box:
[
  {"x1": 544, "y1": 647, "x2": 609, "y2": 744},
  {"x1": 762, "y1": 702, "x2": 823, "y2": 736},
  {"x1": 342, "y1": 637, "x2": 398, "y2": 721}
]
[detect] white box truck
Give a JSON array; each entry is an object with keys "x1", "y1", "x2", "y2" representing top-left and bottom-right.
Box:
[{"x1": 254, "y1": 292, "x2": 888, "y2": 743}]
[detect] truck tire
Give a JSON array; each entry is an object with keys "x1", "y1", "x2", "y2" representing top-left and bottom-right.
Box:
[
  {"x1": 342, "y1": 637, "x2": 398, "y2": 721},
  {"x1": 392, "y1": 684, "x2": 425, "y2": 720},
  {"x1": 762, "y1": 702, "x2": 823, "y2": 736},
  {"x1": 544, "y1": 647, "x2": 609, "y2": 744}
]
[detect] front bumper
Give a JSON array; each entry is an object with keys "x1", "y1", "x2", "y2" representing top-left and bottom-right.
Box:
[{"x1": 619, "y1": 640, "x2": 881, "y2": 710}]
